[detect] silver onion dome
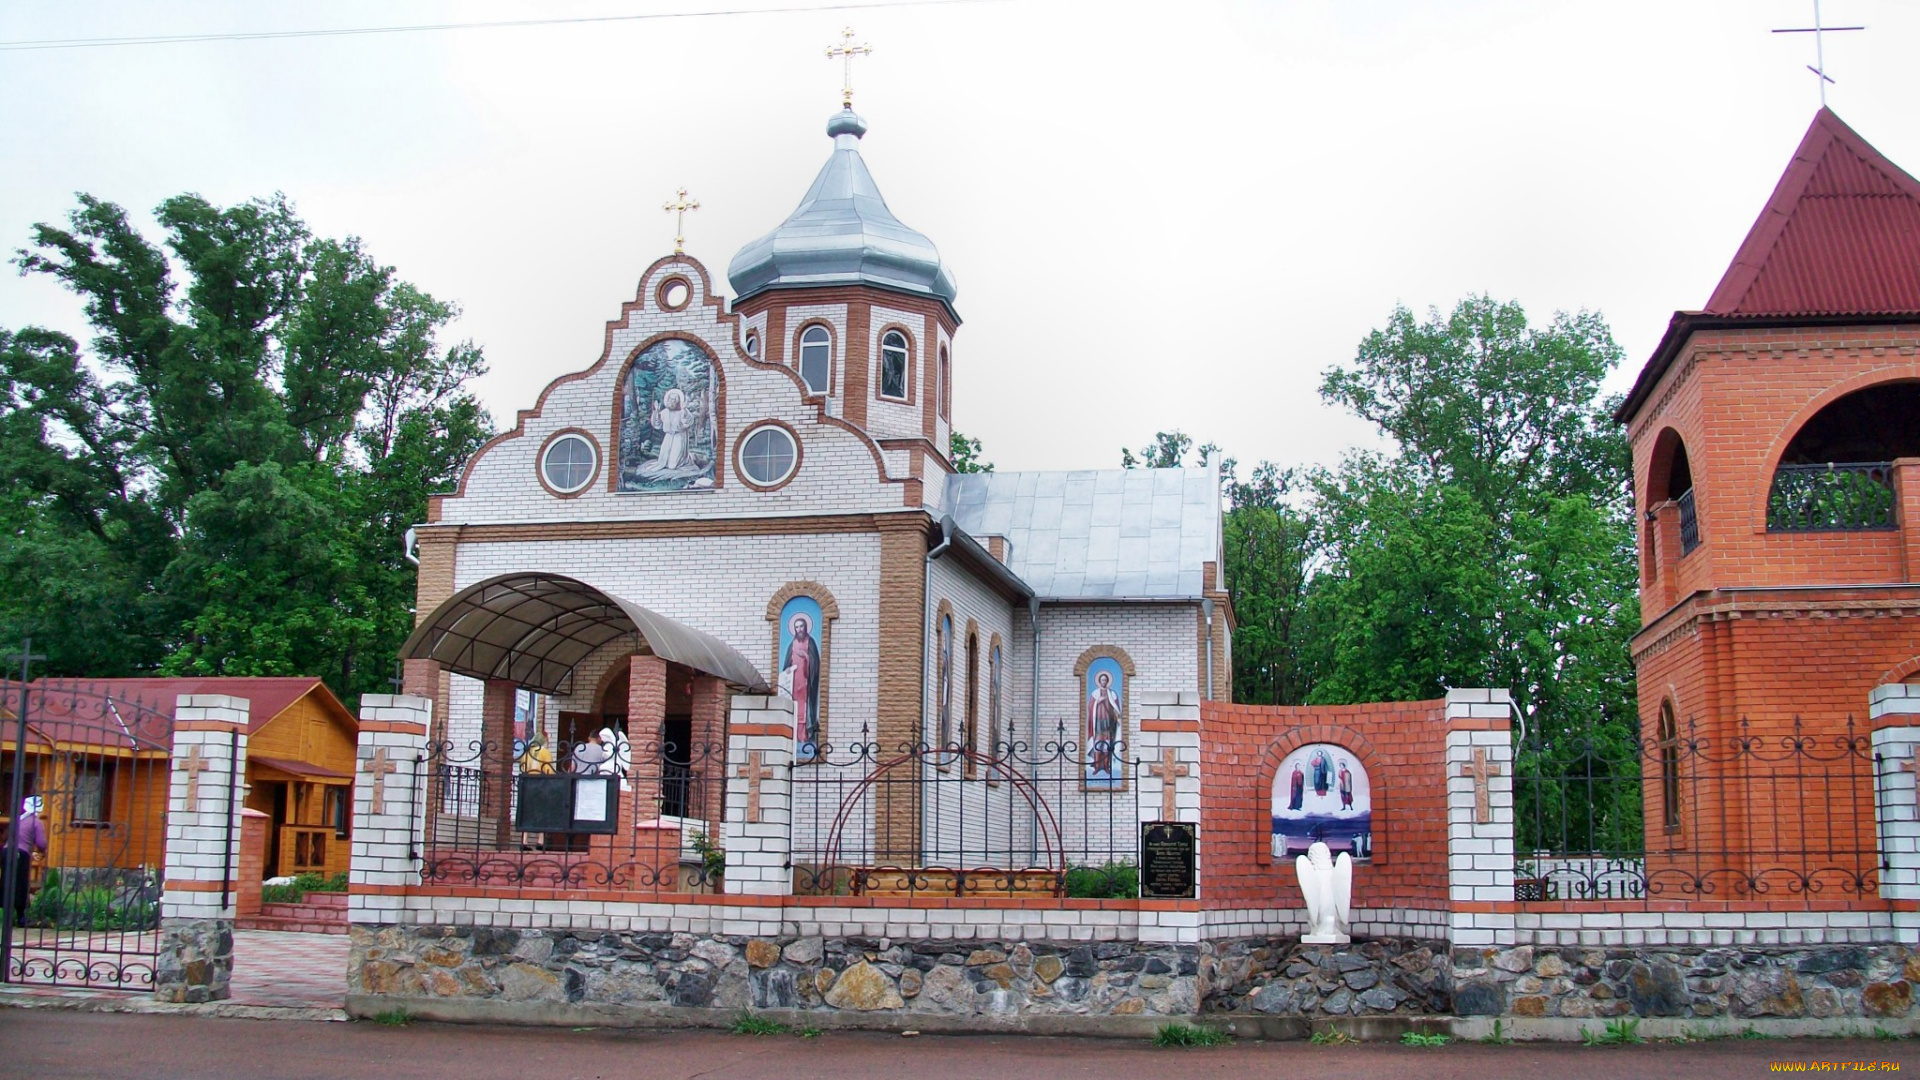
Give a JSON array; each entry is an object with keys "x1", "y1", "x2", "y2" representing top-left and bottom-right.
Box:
[{"x1": 728, "y1": 108, "x2": 957, "y2": 308}]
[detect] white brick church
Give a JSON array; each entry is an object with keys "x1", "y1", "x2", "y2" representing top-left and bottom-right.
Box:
[{"x1": 399, "y1": 101, "x2": 1231, "y2": 864}]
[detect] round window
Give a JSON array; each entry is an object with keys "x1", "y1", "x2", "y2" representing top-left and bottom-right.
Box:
[
  {"x1": 541, "y1": 434, "x2": 596, "y2": 493},
  {"x1": 740, "y1": 425, "x2": 798, "y2": 487},
  {"x1": 744, "y1": 331, "x2": 760, "y2": 359}
]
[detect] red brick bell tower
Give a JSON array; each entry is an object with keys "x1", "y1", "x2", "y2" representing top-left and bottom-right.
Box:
[{"x1": 1618, "y1": 109, "x2": 1920, "y2": 896}]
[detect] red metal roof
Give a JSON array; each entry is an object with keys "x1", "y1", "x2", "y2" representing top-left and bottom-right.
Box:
[
  {"x1": 0, "y1": 677, "x2": 352, "y2": 754},
  {"x1": 1617, "y1": 109, "x2": 1920, "y2": 424},
  {"x1": 1704, "y1": 108, "x2": 1920, "y2": 318}
]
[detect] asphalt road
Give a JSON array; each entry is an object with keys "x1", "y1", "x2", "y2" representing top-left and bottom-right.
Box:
[{"x1": 2, "y1": 1011, "x2": 1915, "y2": 1080}]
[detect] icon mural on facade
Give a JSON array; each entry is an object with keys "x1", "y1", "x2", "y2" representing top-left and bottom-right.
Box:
[
  {"x1": 777, "y1": 595, "x2": 824, "y2": 760},
  {"x1": 1271, "y1": 742, "x2": 1371, "y2": 860},
  {"x1": 618, "y1": 338, "x2": 718, "y2": 491},
  {"x1": 1083, "y1": 656, "x2": 1125, "y2": 790}
]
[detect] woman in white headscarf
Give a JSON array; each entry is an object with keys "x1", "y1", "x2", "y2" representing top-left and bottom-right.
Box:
[{"x1": 7, "y1": 795, "x2": 48, "y2": 928}]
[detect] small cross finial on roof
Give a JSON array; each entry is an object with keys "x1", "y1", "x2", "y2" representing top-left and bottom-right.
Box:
[
  {"x1": 826, "y1": 27, "x2": 873, "y2": 108},
  {"x1": 1773, "y1": 0, "x2": 1865, "y2": 108},
  {"x1": 663, "y1": 188, "x2": 700, "y2": 255}
]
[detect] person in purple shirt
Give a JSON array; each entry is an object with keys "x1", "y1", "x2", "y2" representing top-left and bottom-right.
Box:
[{"x1": 8, "y1": 795, "x2": 47, "y2": 928}]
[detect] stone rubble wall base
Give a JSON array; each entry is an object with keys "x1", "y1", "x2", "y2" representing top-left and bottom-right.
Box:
[
  {"x1": 344, "y1": 924, "x2": 1920, "y2": 1032},
  {"x1": 1451, "y1": 943, "x2": 1920, "y2": 1023},
  {"x1": 151, "y1": 917, "x2": 234, "y2": 1003},
  {"x1": 350, "y1": 924, "x2": 1203, "y2": 1020}
]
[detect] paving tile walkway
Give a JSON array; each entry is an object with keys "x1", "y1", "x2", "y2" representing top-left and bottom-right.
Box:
[{"x1": 229, "y1": 929, "x2": 348, "y2": 1009}]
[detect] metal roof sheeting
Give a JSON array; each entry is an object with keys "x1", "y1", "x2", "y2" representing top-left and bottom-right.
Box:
[
  {"x1": 942, "y1": 467, "x2": 1221, "y2": 600},
  {"x1": 1706, "y1": 107, "x2": 1920, "y2": 319},
  {"x1": 401, "y1": 573, "x2": 771, "y2": 695},
  {"x1": 728, "y1": 109, "x2": 957, "y2": 309}
]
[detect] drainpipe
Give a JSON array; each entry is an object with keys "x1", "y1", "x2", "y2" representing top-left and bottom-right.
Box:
[
  {"x1": 1202, "y1": 598, "x2": 1215, "y2": 701},
  {"x1": 1028, "y1": 595, "x2": 1042, "y2": 865},
  {"x1": 402, "y1": 526, "x2": 420, "y2": 567}
]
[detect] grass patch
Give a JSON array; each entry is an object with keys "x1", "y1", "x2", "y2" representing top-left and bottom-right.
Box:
[
  {"x1": 1401, "y1": 1031, "x2": 1449, "y2": 1047},
  {"x1": 1581, "y1": 1018, "x2": 1643, "y2": 1046},
  {"x1": 1874, "y1": 1026, "x2": 1902, "y2": 1041},
  {"x1": 1153, "y1": 1022, "x2": 1232, "y2": 1047},
  {"x1": 1309, "y1": 1028, "x2": 1356, "y2": 1045},
  {"x1": 1737, "y1": 1025, "x2": 1782, "y2": 1040},
  {"x1": 728, "y1": 1012, "x2": 793, "y2": 1036},
  {"x1": 798, "y1": 1025, "x2": 823, "y2": 1039},
  {"x1": 371, "y1": 1008, "x2": 413, "y2": 1027},
  {"x1": 1479, "y1": 1019, "x2": 1511, "y2": 1045}
]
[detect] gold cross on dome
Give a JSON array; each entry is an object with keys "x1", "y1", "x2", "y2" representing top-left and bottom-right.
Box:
[
  {"x1": 826, "y1": 27, "x2": 873, "y2": 107},
  {"x1": 1148, "y1": 747, "x2": 1191, "y2": 823},
  {"x1": 663, "y1": 188, "x2": 700, "y2": 255}
]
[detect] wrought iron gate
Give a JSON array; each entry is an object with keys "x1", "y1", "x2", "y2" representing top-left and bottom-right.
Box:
[{"x1": 2, "y1": 679, "x2": 181, "y2": 991}]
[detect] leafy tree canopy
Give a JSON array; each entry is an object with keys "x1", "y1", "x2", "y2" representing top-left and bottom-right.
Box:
[
  {"x1": 0, "y1": 193, "x2": 491, "y2": 704},
  {"x1": 950, "y1": 430, "x2": 992, "y2": 473}
]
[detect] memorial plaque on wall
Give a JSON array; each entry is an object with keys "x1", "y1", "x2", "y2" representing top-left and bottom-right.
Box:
[{"x1": 1140, "y1": 822, "x2": 1197, "y2": 899}]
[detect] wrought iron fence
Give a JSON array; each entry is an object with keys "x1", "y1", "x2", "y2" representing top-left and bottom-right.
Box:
[
  {"x1": 790, "y1": 720, "x2": 1141, "y2": 899},
  {"x1": 1767, "y1": 462, "x2": 1897, "y2": 532},
  {"x1": 1513, "y1": 716, "x2": 1879, "y2": 903},
  {"x1": 417, "y1": 729, "x2": 727, "y2": 896},
  {"x1": 3, "y1": 678, "x2": 173, "y2": 990},
  {"x1": 1676, "y1": 488, "x2": 1701, "y2": 554}
]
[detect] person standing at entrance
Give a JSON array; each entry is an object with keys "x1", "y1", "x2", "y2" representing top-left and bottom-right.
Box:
[{"x1": 7, "y1": 795, "x2": 47, "y2": 927}]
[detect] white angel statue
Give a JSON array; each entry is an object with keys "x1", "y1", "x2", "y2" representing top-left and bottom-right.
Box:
[{"x1": 1295, "y1": 841, "x2": 1353, "y2": 944}]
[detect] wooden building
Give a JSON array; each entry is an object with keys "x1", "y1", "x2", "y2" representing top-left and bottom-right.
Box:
[{"x1": 0, "y1": 677, "x2": 357, "y2": 881}]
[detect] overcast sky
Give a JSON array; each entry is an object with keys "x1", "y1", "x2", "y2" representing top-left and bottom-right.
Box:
[{"x1": 3, "y1": 1, "x2": 1915, "y2": 475}]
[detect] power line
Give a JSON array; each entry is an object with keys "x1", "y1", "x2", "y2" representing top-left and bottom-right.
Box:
[{"x1": 0, "y1": 0, "x2": 1005, "y2": 53}]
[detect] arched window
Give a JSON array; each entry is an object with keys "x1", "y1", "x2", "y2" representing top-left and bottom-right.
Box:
[
  {"x1": 963, "y1": 629, "x2": 980, "y2": 776},
  {"x1": 880, "y1": 330, "x2": 909, "y2": 400},
  {"x1": 1768, "y1": 381, "x2": 1919, "y2": 531},
  {"x1": 798, "y1": 325, "x2": 831, "y2": 395},
  {"x1": 935, "y1": 611, "x2": 954, "y2": 752},
  {"x1": 938, "y1": 347, "x2": 951, "y2": 421},
  {"x1": 743, "y1": 330, "x2": 760, "y2": 359},
  {"x1": 1658, "y1": 702, "x2": 1681, "y2": 832},
  {"x1": 1646, "y1": 428, "x2": 1699, "y2": 557},
  {"x1": 987, "y1": 641, "x2": 1003, "y2": 761}
]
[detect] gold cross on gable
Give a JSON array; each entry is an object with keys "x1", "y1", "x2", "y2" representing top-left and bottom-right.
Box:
[
  {"x1": 663, "y1": 187, "x2": 700, "y2": 255},
  {"x1": 1461, "y1": 746, "x2": 1502, "y2": 825},
  {"x1": 1148, "y1": 747, "x2": 1191, "y2": 823},
  {"x1": 367, "y1": 747, "x2": 399, "y2": 815},
  {"x1": 178, "y1": 744, "x2": 212, "y2": 809},
  {"x1": 734, "y1": 750, "x2": 776, "y2": 823},
  {"x1": 826, "y1": 27, "x2": 873, "y2": 107}
]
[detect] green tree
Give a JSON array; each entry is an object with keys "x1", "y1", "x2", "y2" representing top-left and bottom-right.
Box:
[
  {"x1": 949, "y1": 430, "x2": 992, "y2": 473},
  {"x1": 1307, "y1": 296, "x2": 1641, "y2": 849},
  {"x1": 0, "y1": 193, "x2": 492, "y2": 703}
]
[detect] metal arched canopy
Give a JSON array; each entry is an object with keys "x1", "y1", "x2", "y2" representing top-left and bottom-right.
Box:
[{"x1": 400, "y1": 572, "x2": 770, "y2": 696}]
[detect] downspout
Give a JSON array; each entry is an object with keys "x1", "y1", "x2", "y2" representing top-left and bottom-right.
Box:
[
  {"x1": 1028, "y1": 595, "x2": 1042, "y2": 865},
  {"x1": 402, "y1": 526, "x2": 421, "y2": 567},
  {"x1": 1202, "y1": 598, "x2": 1215, "y2": 701}
]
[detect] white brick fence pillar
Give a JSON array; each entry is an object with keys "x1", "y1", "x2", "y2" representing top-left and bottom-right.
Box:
[
  {"x1": 349, "y1": 694, "x2": 431, "y2": 928},
  {"x1": 1445, "y1": 688, "x2": 1515, "y2": 950},
  {"x1": 155, "y1": 694, "x2": 251, "y2": 1003},
  {"x1": 1870, "y1": 684, "x2": 1920, "y2": 943},
  {"x1": 1134, "y1": 691, "x2": 1203, "y2": 944},
  {"x1": 724, "y1": 696, "x2": 794, "y2": 896}
]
